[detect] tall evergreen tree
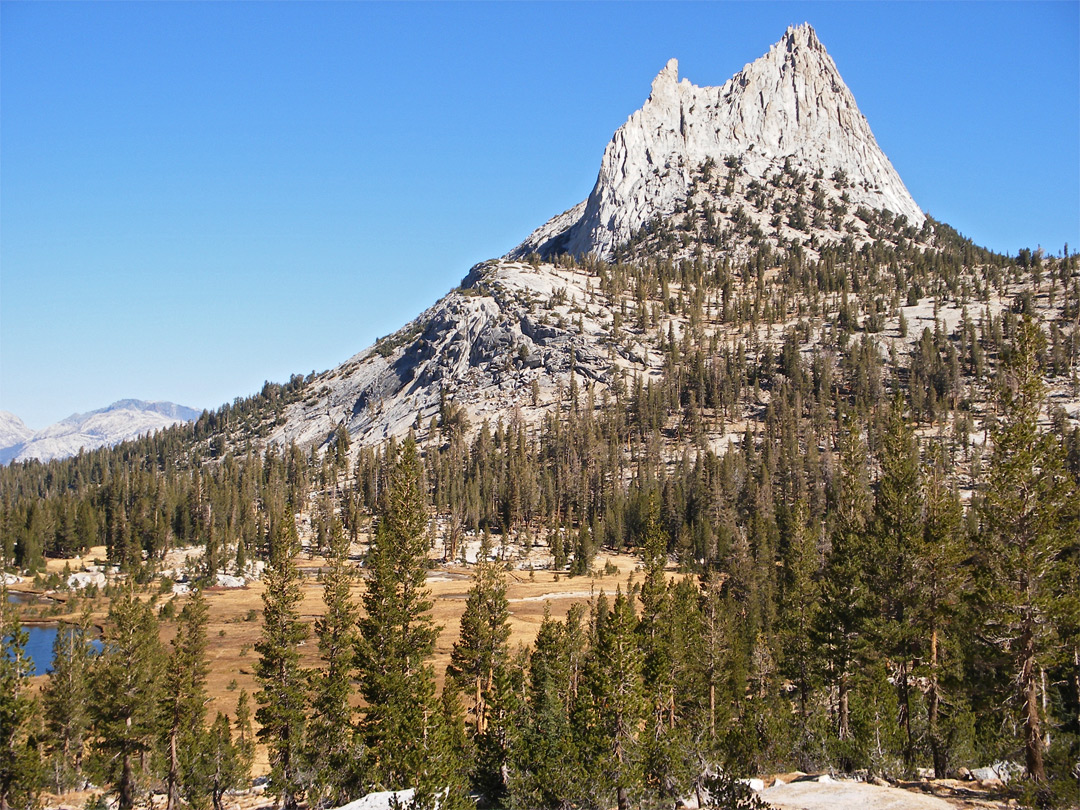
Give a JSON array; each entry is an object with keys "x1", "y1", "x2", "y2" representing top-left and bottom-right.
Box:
[
  {"x1": 869, "y1": 402, "x2": 923, "y2": 772},
  {"x1": 448, "y1": 531, "x2": 511, "y2": 737},
  {"x1": 579, "y1": 590, "x2": 645, "y2": 810},
  {"x1": 814, "y1": 421, "x2": 872, "y2": 748},
  {"x1": 512, "y1": 606, "x2": 582, "y2": 808},
  {"x1": 976, "y1": 316, "x2": 1075, "y2": 781},
  {"x1": 777, "y1": 498, "x2": 820, "y2": 738},
  {"x1": 355, "y1": 438, "x2": 444, "y2": 793},
  {"x1": 305, "y1": 514, "x2": 359, "y2": 809},
  {"x1": 255, "y1": 513, "x2": 310, "y2": 810},
  {"x1": 448, "y1": 530, "x2": 512, "y2": 800},
  {"x1": 918, "y1": 449, "x2": 967, "y2": 778},
  {"x1": 42, "y1": 609, "x2": 95, "y2": 793},
  {"x1": 93, "y1": 587, "x2": 164, "y2": 810},
  {"x1": 202, "y1": 712, "x2": 248, "y2": 810},
  {"x1": 161, "y1": 590, "x2": 210, "y2": 810}
]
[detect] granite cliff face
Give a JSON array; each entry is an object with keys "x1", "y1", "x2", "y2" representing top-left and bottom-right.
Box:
[
  {"x1": 512, "y1": 24, "x2": 923, "y2": 260},
  {"x1": 265, "y1": 260, "x2": 656, "y2": 450},
  {"x1": 238, "y1": 25, "x2": 937, "y2": 456}
]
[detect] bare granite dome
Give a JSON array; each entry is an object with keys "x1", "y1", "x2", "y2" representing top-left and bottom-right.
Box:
[{"x1": 512, "y1": 24, "x2": 924, "y2": 259}]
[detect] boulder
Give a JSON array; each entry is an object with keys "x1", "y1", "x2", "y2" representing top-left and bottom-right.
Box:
[{"x1": 67, "y1": 571, "x2": 106, "y2": 590}]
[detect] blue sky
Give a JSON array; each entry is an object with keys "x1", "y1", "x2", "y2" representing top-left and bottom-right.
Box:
[{"x1": 2, "y1": 1, "x2": 1077, "y2": 429}]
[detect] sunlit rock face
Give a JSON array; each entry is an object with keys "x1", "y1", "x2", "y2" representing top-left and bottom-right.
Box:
[{"x1": 511, "y1": 24, "x2": 923, "y2": 260}]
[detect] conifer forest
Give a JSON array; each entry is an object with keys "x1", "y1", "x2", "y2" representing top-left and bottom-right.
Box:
[{"x1": 3, "y1": 209, "x2": 1080, "y2": 808}]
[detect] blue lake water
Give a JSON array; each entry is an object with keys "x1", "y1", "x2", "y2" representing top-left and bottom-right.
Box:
[{"x1": 14, "y1": 625, "x2": 102, "y2": 676}]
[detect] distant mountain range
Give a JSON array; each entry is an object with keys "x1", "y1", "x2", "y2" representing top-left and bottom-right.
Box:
[{"x1": 0, "y1": 400, "x2": 202, "y2": 464}]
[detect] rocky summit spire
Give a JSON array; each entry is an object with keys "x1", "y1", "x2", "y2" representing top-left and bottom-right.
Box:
[{"x1": 511, "y1": 23, "x2": 924, "y2": 260}]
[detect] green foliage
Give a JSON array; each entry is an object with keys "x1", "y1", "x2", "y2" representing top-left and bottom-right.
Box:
[
  {"x1": 975, "y1": 316, "x2": 1077, "y2": 782},
  {"x1": 356, "y1": 438, "x2": 453, "y2": 800},
  {"x1": 91, "y1": 587, "x2": 164, "y2": 810},
  {"x1": 254, "y1": 515, "x2": 310, "y2": 810},
  {"x1": 42, "y1": 611, "x2": 95, "y2": 794},
  {"x1": 161, "y1": 589, "x2": 210, "y2": 810},
  {"x1": 447, "y1": 531, "x2": 513, "y2": 801},
  {"x1": 0, "y1": 592, "x2": 42, "y2": 810},
  {"x1": 305, "y1": 515, "x2": 359, "y2": 809}
]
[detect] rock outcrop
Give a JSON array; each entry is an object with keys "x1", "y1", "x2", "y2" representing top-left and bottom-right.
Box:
[
  {"x1": 264, "y1": 260, "x2": 659, "y2": 451},
  {"x1": 511, "y1": 24, "x2": 923, "y2": 260}
]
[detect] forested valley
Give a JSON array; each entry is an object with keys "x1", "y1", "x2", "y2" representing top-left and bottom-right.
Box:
[{"x1": 3, "y1": 216, "x2": 1080, "y2": 810}]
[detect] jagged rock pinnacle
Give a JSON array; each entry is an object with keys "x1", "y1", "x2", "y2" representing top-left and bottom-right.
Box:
[{"x1": 511, "y1": 24, "x2": 924, "y2": 260}]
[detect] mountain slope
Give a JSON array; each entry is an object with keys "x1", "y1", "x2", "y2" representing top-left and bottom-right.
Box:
[
  {"x1": 251, "y1": 24, "x2": 938, "y2": 455},
  {"x1": 511, "y1": 23, "x2": 923, "y2": 260},
  {"x1": 2, "y1": 400, "x2": 202, "y2": 464},
  {"x1": 264, "y1": 260, "x2": 654, "y2": 451}
]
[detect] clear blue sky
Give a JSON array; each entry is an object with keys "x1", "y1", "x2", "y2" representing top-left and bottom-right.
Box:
[{"x1": 2, "y1": 1, "x2": 1077, "y2": 429}]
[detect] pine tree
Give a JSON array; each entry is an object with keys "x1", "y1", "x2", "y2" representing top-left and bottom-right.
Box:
[
  {"x1": 777, "y1": 498, "x2": 819, "y2": 736},
  {"x1": 814, "y1": 420, "x2": 872, "y2": 751},
  {"x1": 637, "y1": 506, "x2": 696, "y2": 803},
  {"x1": 355, "y1": 438, "x2": 443, "y2": 791},
  {"x1": 305, "y1": 515, "x2": 359, "y2": 809},
  {"x1": 580, "y1": 590, "x2": 645, "y2": 810},
  {"x1": 918, "y1": 449, "x2": 967, "y2": 778},
  {"x1": 200, "y1": 711, "x2": 249, "y2": 810},
  {"x1": 447, "y1": 531, "x2": 512, "y2": 800},
  {"x1": 42, "y1": 609, "x2": 94, "y2": 793},
  {"x1": 255, "y1": 514, "x2": 310, "y2": 810},
  {"x1": 976, "y1": 317, "x2": 1075, "y2": 781},
  {"x1": 699, "y1": 568, "x2": 731, "y2": 744},
  {"x1": 93, "y1": 587, "x2": 164, "y2": 810},
  {"x1": 512, "y1": 606, "x2": 581, "y2": 808},
  {"x1": 869, "y1": 402, "x2": 923, "y2": 772},
  {"x1": 233, "y1": 690, "x2": 255, "y2": 785},
  {"x1": 448, "y1": 531, "x2": 511, "y2": 737},
  {"x1": 0, "y1": 591, "x2": 41, "y2": 810},
  {"x1": 162, "y1": 590, "x2": 210, "y2": 810}
]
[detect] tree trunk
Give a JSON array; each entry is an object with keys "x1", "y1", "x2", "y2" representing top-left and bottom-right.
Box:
[
  {"x1": 166, "y1": 729, "x2": 180, "y2": 810},
  {"x1": 617, "y1": 786, "x2": 630, "y2": 810},
  {"x1": 1020, "y1": 625, "x2": 1045, "y2": 781},
  {"x1": 898, "y1": 660, "x2": 914, "y2": 774},
  {"x1": 475, "y1": 676, "x2": 485, "y2": 736},
  {"x1": 838, "y1": 668, "x2": 850, "y2": 741},
  {"x1": 281, "y1": 724, "x2": 296, "y2": 810},
  {"x1": 119, "y1": 753, "x2": 135, "y2": 810},
  {"x1": 928, "y1": 628, "x2": 946, "y2": 778},
  {"x1": 709, "y1": 680, "x2": 716, "y2": 739}
]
